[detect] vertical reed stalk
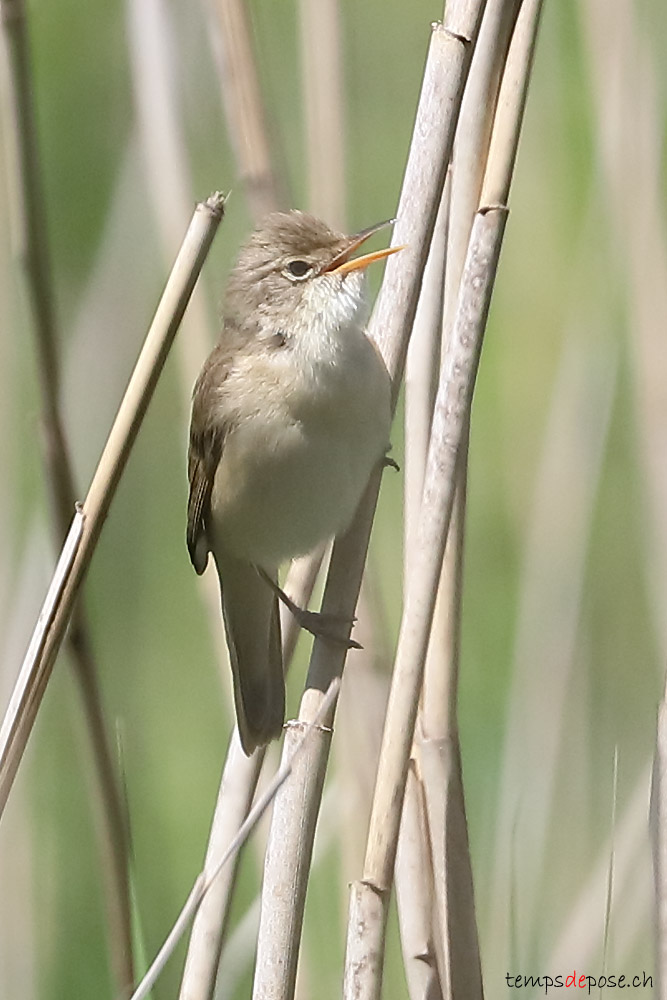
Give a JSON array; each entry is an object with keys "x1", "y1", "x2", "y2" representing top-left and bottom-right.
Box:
[
  {"x1": 253, "y1": 8, "x2": 485, "y2": 999},
  {"x1": 178, "y1": 552, "x2": 324, "y2": 1000},
  {"x1": 395, "y1": 760, "x2": 443, "y2": 1000},
  {"x1": 344, "y1": 3, "x2": 544, "y2": 995},
  {"x1": 396, "y1": 181, "x2": 449, "y2": 999},
  {"x1": 129, "y1": 679, "x2": 340, "y2": 1000},
  {"x1": 410, "y1": 4, "x2": 519, "y2": 995},
  {"x1": 346, "y1": 200, "x2": 506, "y2": 1000}
]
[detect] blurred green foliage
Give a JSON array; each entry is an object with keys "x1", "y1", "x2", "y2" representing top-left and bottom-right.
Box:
[{"x1": 1, "y1": 0, "x2": 665, "y2": 996}]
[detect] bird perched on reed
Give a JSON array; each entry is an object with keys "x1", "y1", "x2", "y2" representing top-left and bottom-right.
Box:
[{"x1": 187, "y1": 210, "x2": 401, "y2": 754}]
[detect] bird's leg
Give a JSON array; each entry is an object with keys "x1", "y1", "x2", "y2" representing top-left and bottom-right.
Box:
[{"x1": 255, "y1": 566, "x2": 362, "y2": 650}]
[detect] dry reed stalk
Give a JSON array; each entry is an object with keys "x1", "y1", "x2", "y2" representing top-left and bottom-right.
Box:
[
  {"x1": 253, "y1": 7, "x2": 485, "y2": 999},
  {"x1": 298, "y1": 0, "x2": 346, "y2": 230},
  {"x1": 403, "y1": 182, "x2": 449, "y2": 563},
  {"x1": 130, "y1": 678, "x2": 341, "y2": 1000},
  {"x1": 0, "y1": 193, "x2": 225, "y2": 815},
  {"x1": 477, "y1": 0, "x2": 542, "y2": 210},
  {"x1": 418, "y1": 473, "x2": 472, "y2": 995},
  {"x1": 0, "y1": 0, "x2": 136, "y2": 986},
  {"x1": 346, "y1": 193, "x2": 505, "y2": 1000},
  {"x1": 297, "y1": 0, "x2": 392, "y2": 936},
  {"x1": 396, "y1": 183, "x2": 449, "y2": 999},
  {"x1": 178, "y1": 552, "x2": 324, "y2": 1000},
  {"x1": 179, "y1": 731, "x2": 261, "y2": 1000},
  {"x1": 344, "y1": 3, "x2": 544, "y2": 996},
  {"x1": 395, "y1": 760, "x2": 442, "y2": 1000},
  {"x1": 410, "y1": 4, "x2": 519, "y2": 994},
  {"x1": 251, "y1": 717, "x2": 333, "y2": 996},
  {"x1": 210, "y1": 0, "x2": 285, "y2": 220},
  {"x1": 210, "y1": 773, "x2": 347, "y2": 998},
  {"x1": 335, "y1": 592, "x2": 390, "y2": 898},
  {"x1": 443, "y1": 0, "x2": 519, "y2": 317}
]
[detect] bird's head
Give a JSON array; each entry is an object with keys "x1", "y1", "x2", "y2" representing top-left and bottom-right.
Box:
[{"x1": 224, "y1": 210, "x2": 403, "y2": 336}]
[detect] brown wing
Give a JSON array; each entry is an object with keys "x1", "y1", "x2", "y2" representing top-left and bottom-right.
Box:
[
  {"x1": 186, "y1": 348, "x2": 229, "y2": 574},
  {"x1": 187, "y1": 436, "x2": 221, "y2": 574}
]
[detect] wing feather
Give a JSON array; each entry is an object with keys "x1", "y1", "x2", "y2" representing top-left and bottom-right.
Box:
[{"x1": 186, "y1": 347, "x2": 229, "y2": 574}]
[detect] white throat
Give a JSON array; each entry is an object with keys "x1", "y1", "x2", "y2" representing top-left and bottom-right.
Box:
[{"x1": 294, "y1": 272, "x2": 369, "y2": 365}]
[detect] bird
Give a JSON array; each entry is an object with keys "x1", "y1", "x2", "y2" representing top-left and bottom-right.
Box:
[{"x1": 186, "y1": 210, "x2": 401, "y2": 755}]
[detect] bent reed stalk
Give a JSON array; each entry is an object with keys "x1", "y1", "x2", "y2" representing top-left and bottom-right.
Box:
[{"x1": 0, "y1": 193, "x2": 226, "y2": 816}]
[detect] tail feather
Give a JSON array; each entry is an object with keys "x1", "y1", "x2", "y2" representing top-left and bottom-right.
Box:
[{"x1": 213, "y1": 550, "x2": 285, "y2": 755}]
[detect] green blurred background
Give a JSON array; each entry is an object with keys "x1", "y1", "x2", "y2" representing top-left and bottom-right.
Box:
[{"x1": 1, "y1": 0, "x2": 666, "y2": 996}]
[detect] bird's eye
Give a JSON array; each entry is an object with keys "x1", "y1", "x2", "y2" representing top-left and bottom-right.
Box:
[{"x1": 285, "y1": 259, "x2": 312, "y2": 281}]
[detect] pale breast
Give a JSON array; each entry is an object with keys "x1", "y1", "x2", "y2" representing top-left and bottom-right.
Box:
[{"x1": 209, "y1": 326, "x2": 391, "y2": 567}]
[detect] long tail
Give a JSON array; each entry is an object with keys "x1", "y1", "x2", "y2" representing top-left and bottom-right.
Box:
[{"x1": 212, "y1": 549, "x2": 285, "y2": 755}]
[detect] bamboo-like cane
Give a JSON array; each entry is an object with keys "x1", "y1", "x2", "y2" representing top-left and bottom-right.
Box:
[
  {"x1": 403, "y1": 181, "x2": 449, "y2": 571},
  {"x1": 0, "y1": 193, "x2": 226, "y2": 816},
  {"x1": 396, "y1": 183, "x2": 449, "y2": 1000},
  {"x1": 129, "y1": 678, "x2": 341, "y2": 1000},
  {"x1": 252, "y1": 7, "x2": 485, "y2": 999},
  {"x1": 0, "y1": 0, "x2": 136, "y2": 986},
  {"x1": 178, "y1": 552, "x2": 324, "y2": 1000},
  {"x1": 411, "y1": 3, "x2": 520, "y2": 995},
  {"x1": 394, "y1": 760, "x2": 442, "y2": 1000},
  {"x1": 210, "y1": 0, "x2": 286, "y2": 220},
  {"x1": 179, "y1": 731, "x2": 261, "y2": 1000},
  {"x1": 346, "y1": 198, "x2": 506, "y2": 1000},
  {"x1": 298, "y1": 0, "x2": 396, "y2": 943},
  {"x1": 297, "y1": 0, "x2": 389, "y2": 933},
  {"x1": 344, "y1": 3, "x2": 544, "y2": 996}
]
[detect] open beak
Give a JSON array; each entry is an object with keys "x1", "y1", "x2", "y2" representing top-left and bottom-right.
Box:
[{"x1": 322, "y1": 218, "x2": 406, "y2": 275}]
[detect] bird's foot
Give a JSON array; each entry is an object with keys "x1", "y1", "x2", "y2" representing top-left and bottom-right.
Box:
[
  {"x1": 382, "y1": 444, "x2": 400, "y2": 472},
  {"x1": 256, "y1": 567, "x2": 361, "y2": 649},
  {"x1": 288, "y1": 605, "x2": 362, "y2": 649}
]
